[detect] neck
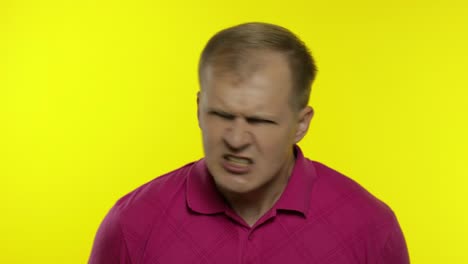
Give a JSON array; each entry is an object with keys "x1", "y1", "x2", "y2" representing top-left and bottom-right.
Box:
[{"x1": 221, "y1": 151, "x2": 296, "y2": 227}]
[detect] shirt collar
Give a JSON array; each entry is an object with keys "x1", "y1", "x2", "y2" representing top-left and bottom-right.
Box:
[
  {"x1": 186, "y1": 145, "x2": 317, "y2": 216},
  {"x1": 186, "y1": 159, "x2": 227, "y2": 214},
  {"x1": 273, "y1": 145, "x2": 317, "y2": 216}
]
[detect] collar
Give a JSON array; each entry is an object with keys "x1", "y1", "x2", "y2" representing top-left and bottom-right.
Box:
[
  {"x1": 186, "y1": 145, "x2": 317, "y2": 216},
  {"x1": 273, "y1": 145, "x2": 317, "y2": 216},
  {"x1": 186, "y1": 159, "x2": 227, "y2": 214}
]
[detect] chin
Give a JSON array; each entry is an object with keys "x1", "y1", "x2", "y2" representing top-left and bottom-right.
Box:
[{"x1": 213, "y1": 172, "x2": 256, "y2": 195}]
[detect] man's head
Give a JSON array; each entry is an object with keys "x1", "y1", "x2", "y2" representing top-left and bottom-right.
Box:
[
  {"x1": 197, "y1": 22, "x2": 317, "y2": 197},
  {"x1": 198, "y1": 22, "x2": 317, "y2": 112}
]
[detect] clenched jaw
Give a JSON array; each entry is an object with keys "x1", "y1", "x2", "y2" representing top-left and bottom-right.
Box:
[{"x1": 222, "y1": 154, "x2": 253, "y2": 174}]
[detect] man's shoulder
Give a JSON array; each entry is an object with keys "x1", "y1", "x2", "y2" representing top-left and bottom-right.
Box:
[
  {"x1": 309, "y1": 160, "x2": 396, "y2": 226},
  {"x1": 111, "y1": 160, "x2": 198, "y2": 218},
  {"x1": 305, "y1": 160, "x2": 408, "y2": 262},
  {"x1": 90, "y1": 161, "x2": 200, "y2": 262}
]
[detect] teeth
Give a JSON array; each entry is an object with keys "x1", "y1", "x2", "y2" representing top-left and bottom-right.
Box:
[{"x1": 226, "y1": 156, "x2": 250, "y2": 165}]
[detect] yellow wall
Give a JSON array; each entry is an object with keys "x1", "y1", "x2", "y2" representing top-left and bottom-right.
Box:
[{"x1": 1, "y1": 0, "x2": 467, "y2": 263}]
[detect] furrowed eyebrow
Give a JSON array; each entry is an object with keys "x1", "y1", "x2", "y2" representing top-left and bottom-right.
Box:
[
  {"x1": 207, "y1": 109, "x2": 235, "y2": 119},
  {"x1": 207, "y1": 108, "x2": 277, "y2": 124}
]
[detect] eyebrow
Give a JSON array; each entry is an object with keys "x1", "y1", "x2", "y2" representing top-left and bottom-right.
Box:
[
  {"x1": 207, "y1": 108, "x2": 277, "y2": 123},
  {"x1": 208, "y1": 109, "x2": 235, "y2": 118}
]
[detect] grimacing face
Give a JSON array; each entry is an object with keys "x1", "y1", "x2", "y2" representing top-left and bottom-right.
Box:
[{"x1": 197, "y1": 51, "x2": 313, "y2": 197}]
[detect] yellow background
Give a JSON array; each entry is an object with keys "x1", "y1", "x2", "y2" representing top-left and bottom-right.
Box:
[{"x1": 1, "y1": 0, "x2": 467, "y2": 263}]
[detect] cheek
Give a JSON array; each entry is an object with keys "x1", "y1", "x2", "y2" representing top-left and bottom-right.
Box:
[
  {"x1": 254, "y1": 127, "x2": 295, "y2": 160},
  {"x1": 201, "y1": 118, "x2": 225, "y2": 144},
  {"x1": 256, "y1": 126, "x2": 293, "y2": 146}
]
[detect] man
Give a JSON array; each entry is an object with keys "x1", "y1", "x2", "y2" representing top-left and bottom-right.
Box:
[{"x1": 89, "y1": 22, "x2": 409, "y2": 263}]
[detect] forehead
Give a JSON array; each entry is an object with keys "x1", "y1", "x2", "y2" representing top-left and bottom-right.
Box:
[
  {"x1": 200, "y1": 51, "x2": 294, "y2": 115},
  {"x1": 201, "y1": 50, "x2": 291, "y2": 85}
]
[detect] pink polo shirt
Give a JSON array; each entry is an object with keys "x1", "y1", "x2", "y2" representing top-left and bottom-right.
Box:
[{"x1": 89, "y1": 146, "x2": 409, "y2": 263}]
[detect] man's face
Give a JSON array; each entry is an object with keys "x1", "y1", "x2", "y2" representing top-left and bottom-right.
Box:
[{"x1": 198, "y1": 51, "x2": 312, "y2": 196}]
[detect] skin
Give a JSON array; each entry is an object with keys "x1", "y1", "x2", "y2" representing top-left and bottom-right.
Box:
[{"x1": 197, "y1": 51, "x2": 314, "y2": 226}]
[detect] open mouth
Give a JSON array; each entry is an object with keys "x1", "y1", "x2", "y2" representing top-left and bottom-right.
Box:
[
  {"x1": 224, "y1": 154, "x2": 252, "y2": 165},
  {"x1": 222, "y1": 154, "x2": 253, "y2": 173}
]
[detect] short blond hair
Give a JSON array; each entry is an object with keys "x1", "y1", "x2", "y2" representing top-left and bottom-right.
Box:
[{"x1": 199, "y1": 22, "x2": 317, "y2": 111}]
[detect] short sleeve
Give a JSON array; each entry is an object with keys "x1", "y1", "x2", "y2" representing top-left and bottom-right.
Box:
[
  {"x1": 378, "y1": 215, "x2": 410, "y2": 264},
  {"x1": 88, "y1": 205, "x2": 132, "y2": 264}
]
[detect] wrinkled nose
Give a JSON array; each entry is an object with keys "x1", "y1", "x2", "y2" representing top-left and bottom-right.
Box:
[{"x1": 223, "y1": 119, "x2": 250, "y2": 151}]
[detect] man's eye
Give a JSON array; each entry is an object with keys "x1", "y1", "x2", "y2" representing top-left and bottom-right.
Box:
[{"x1": 246, "y1": 118, "x2": 275, "y2": 124}]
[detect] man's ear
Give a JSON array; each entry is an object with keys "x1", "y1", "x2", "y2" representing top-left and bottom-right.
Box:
[
  {"x1": 197, "y1": 91, "x2": 201, "y2": 128},
  {"x1": 294, "y1": 106, "x2": 314, "y2": 143}
]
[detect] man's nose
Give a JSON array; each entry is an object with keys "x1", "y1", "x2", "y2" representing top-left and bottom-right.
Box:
[{"x1": 224, "y1": 118, "x2": 250, "y2": 151}]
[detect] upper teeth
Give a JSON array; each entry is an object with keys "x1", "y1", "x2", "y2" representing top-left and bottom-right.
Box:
[{"x1": 227, "y1": 156, "x2": 250, "y2": 164}]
